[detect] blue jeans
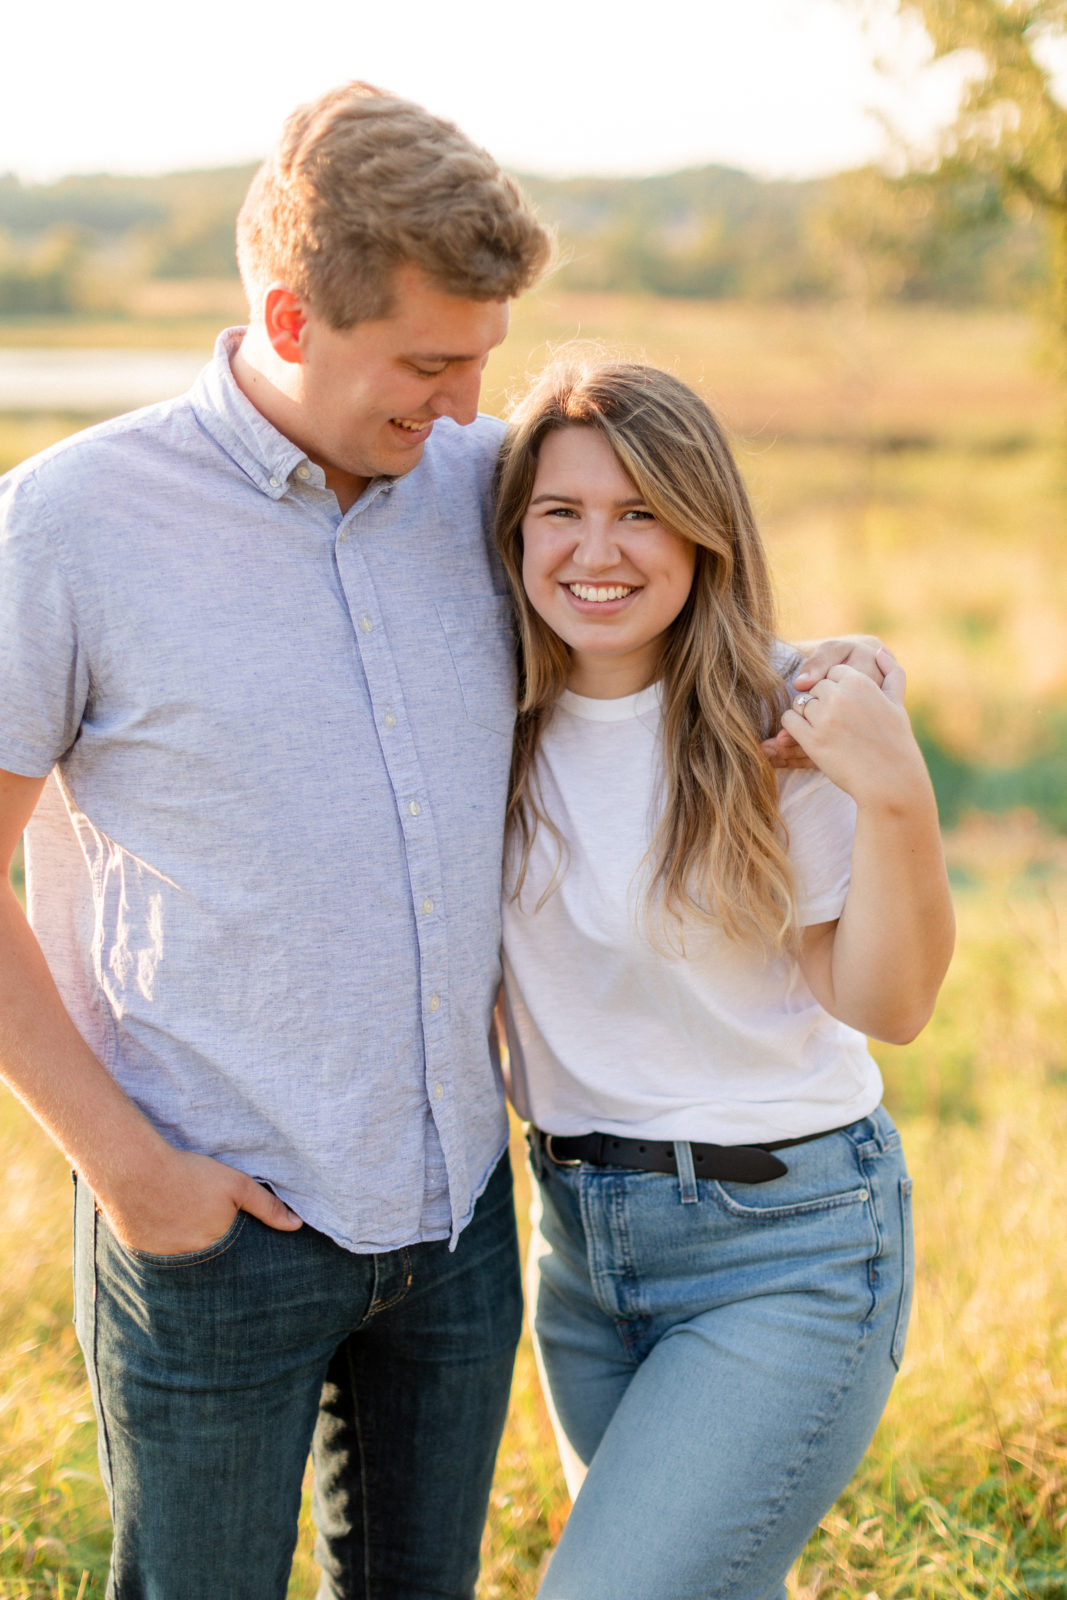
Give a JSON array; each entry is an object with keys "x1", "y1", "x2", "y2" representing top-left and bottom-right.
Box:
[
  {"x1": 73, "y1": 1153, "x2": 522, "y2": 1600},
  {"x1": 528, "y1": 1107, "x2": 913, "y2": 1600}
]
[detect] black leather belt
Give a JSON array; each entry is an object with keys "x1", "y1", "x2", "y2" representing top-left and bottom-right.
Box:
[{"x1": 537, "y1": 1124, "x2": 852, "y2": 1185}]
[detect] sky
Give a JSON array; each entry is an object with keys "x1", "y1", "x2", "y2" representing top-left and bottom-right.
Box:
[{"x1": 1, "y1": 0, "x2": 981, "y2": 186}]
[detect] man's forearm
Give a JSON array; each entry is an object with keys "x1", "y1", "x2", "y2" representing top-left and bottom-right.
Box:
[
  {"x1": 1, "y1": 878, "x2": 302, "y2": 1251},
  {"x1": 0, "y1": 877, "x2": 169, "y2": 1195}
]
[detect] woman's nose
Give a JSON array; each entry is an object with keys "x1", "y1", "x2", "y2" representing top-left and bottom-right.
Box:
[{"x1": 573, "y1": 518, "x2": 620, "y2": 571}]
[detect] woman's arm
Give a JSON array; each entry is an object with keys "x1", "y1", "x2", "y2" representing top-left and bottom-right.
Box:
[{"x1": 783, "y1": 652, "x2": 955, "y2": 1044}]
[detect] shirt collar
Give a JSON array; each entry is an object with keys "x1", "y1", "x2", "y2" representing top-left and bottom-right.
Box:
[{"x1": 187, "y1": 327, "x2": 320, "y2": 500}]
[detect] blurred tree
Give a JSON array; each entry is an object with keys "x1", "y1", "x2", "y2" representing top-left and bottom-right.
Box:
[
  {"x1": 812, "y1": 161, "x2": 1041, "y2": 305},
  {"x1": 877, "y1": 0, "x2": 1067, "y2": 381},
  {"x1": 0, "y1": 224, "x2": 86, "y2": 315}
]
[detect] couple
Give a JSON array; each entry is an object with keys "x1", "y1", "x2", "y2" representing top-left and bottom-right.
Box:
[{"x1": 0, "y1": 83, "x2": 953, "y2": 1599}]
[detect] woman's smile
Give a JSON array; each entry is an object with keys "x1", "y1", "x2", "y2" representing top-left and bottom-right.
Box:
[
  {"x1": 521, "y1": 426, "x2": 696, "y2": 698},
  {"x1": 565, "y1": 582, "x2": 638, "y2": 603}
]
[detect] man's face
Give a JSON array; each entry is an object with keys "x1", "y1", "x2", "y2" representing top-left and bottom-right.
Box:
[{"x1": 286, "y1": 265, "x2": 509, "y2": 505}]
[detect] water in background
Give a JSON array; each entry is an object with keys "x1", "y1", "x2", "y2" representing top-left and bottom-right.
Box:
[{"x1": 0, "y1": 349, "x2": 210, "y2": 412}]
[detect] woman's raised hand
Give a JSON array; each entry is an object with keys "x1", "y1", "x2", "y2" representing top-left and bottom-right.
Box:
[
  {"x1": 780, "y1": 649, "x2": 929, "y2": 810},
  {"x1": 761, "y1": 636, "x2": 898, "y2": 769}
]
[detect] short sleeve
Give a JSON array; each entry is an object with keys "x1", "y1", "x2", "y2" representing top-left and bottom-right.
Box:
[
  {"x1": 0, "y1": 466, "x2": 89, "y2": 776},
  {"x1": 778, "y1": 768, "x2": 857, "y2": 926}
]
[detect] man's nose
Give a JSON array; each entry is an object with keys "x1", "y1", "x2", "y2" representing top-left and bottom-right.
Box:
[{"x1": 431, "y1": 365, "x2": 484, "y2": 427}]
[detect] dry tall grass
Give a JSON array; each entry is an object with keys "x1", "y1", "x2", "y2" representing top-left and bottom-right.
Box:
[
  {"x1": 1, "y1": 294, "x2": 1064, "y2": 1597},
  {"x1": 5, "y1": 864, "x2": 1065, "y2": 1598}
]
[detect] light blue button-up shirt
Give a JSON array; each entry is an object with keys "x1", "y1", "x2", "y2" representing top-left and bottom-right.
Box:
[{"x1": 0, "y1": 330, "x2": 516, "y2": 1250}]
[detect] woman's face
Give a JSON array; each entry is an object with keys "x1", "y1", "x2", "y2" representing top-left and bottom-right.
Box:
[{"x1": 520, "y1": 426, "x2": 697, "y2": 698}]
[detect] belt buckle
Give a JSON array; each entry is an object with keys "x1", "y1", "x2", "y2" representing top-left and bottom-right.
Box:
[{"x1": 543, "y1": 1133, "x2": 582, "y2": 1168}]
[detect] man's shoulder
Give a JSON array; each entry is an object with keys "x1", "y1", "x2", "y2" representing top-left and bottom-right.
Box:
[
  {"x1": 428, "y1": 411, "x2": 504, "y2": 462},
  {"x1": 414, "y1": 412, "x2": 504, "y2": 497},
  {"x1": 3, "y1": 393, "x2": 197, "y2": 502},
  {"x1": 470, "y1": 411, "x2": 507, "y2": 443}
]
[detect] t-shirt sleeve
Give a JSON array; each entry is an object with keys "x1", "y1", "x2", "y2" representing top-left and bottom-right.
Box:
[
  {"x1": 0, "y1": 466, "x2": 88, "y2": 777},
  {"x1": 778, "y1": 768, "x2": 857, "y2": 925}
]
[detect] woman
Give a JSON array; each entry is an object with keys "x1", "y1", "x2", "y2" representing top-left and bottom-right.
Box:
[{"x1": 493, "y1": 359, "x2": 953, "y2": 1600}]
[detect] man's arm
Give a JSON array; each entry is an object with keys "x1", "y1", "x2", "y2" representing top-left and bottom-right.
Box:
[
  {"x1": 762, "y1": 635, "x2": 895, "y2": 769},
  {"x1": 0, "y1": 768, "x2": 301, "y2": 1252}
]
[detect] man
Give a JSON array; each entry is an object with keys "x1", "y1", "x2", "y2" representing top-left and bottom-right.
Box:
[
  {"x1": 0, "y1": 83, "x2": 883, "y2": 1599},
  {"x1": 0, "y1": 83, "x2": 551, "y2": 1600}
]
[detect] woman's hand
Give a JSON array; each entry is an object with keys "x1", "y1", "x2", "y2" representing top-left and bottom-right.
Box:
[
  {"x1": 778, "y1": 652, "x2": 927, "y2": 810},
  {"x1": 784, "y1": 649, "x2": 955, "y2": 1045},
  {"x1": 762, "y1": 636, "x2": 898, "y2": 769}
]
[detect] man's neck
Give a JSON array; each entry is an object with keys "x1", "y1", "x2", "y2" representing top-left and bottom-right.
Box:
[{"x1": 230, "y1": 330, "x2": 369, "y2": 512}]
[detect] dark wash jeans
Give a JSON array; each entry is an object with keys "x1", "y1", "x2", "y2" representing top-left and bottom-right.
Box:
[{"x1": 73, "y1": 1154, "x2": 523, "y2": 1600}]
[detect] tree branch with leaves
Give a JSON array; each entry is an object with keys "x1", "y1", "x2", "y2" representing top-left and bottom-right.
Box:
[{"x1": 873, "y1": 0, "x2": 1067, "y2": 389}]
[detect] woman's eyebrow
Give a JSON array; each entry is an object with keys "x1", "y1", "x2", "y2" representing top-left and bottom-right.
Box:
[{"x1": 528, "y1": 493, "x2": 647, "y2": 507}]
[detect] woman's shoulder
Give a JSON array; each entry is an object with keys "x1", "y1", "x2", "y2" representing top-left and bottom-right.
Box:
[{"x1": 778, "y1": 765, "x2": 858, "y2": 842}]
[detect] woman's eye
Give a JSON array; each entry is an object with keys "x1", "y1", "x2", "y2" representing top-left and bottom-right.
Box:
[{"x1": 622, "y1": 509, "x2": 654, "y2": 522}]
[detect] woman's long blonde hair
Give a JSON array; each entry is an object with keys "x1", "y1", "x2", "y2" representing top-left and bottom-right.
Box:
[{"x1": 493, "y1": 358, "x2": 800, "y2": 951}]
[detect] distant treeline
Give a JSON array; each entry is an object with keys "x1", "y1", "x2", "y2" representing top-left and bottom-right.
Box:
[{"x1": 0, "y1": 160, "x2": 1046, "y2": 316}]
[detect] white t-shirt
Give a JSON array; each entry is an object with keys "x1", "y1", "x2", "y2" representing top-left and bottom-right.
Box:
[{"x1": 501, "y1": 683, "x2": 882, "y2": 1144}]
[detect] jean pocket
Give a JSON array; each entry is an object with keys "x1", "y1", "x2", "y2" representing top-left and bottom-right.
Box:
[
  {"x1": 709, "y1": 1179, "x2": 871, "y2": 1221},
  {"x1": 709, "y1": 1134, "x2": 871, "y2": 1220},
  {"x1": 436, "y1": 594, "x2": 517, "y2": 736},
  {"x1": 118, "y1": 1210, "x2": 248, "y2": 1269},
  {"x1": 890, "y1": 1175, "x2": 914, "y2": 1369}
]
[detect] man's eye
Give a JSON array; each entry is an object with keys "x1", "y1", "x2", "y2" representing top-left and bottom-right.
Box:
[{"x1": 412, "y1": 365, "x2": 447, "y2": 378}]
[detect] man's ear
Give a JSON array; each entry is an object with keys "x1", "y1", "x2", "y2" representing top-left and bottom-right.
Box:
[{"x1": 263, "y1": 286, "x2": 308, "y2": 364}]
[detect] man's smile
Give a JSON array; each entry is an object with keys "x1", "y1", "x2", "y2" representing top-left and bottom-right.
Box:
[{"x1": 390, "y1": 416, "x2": 434, "y2": 435}]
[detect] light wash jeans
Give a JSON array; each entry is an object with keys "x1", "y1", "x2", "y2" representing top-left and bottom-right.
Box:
[
  {"x1": 528, "y1": 1106, "x2": 913, "y2": 1600},
  {"x1": 73, "y1": 1154, "x2": 522, "y2": 1600}
]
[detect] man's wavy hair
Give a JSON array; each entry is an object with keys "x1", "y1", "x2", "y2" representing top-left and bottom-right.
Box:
[
  {"x1": 494, "y1": 358, "x2": 800, "y2": 952},
  {"x1": 237, "y1": 82, "x2": 553, "y2": 326}
]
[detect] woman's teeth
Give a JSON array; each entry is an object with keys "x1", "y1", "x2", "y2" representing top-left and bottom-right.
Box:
[{"x1": 568, "y1": 584, "x2": 635, "y2": 602}]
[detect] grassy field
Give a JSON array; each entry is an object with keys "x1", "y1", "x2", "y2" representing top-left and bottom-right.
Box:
[{"x1": 1, "y1": 293, "x2": 1065, "y2": 1597}]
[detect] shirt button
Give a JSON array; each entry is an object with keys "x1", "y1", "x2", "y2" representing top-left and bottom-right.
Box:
[
  {"x1": 422, "y1": 897, "x2": 434, "y2": 915},
  {"x1": 433, "y1": 1082, "x2": 444, "y2": 1100},
  {"x1": 408, "y1": 800, "x2": 421, "y2": 817},
  {"x1": 268, "y1": 476, "x2": 280, "y2": 488},
  {"x1": 360, "y1": 616, "x2": 373, "y2": 633},
  {"x1": 296, "y1": 464, "x2": 311, "y2": 480},
  {"x1": 428, "y1": 993, "x2": 440, "y2": 1012},
  {"x1": 384, "y1": 711, "x2": 397, "y2": 728}
]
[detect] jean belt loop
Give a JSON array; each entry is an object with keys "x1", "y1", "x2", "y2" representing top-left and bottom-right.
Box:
[
  {"x1": 871, "y1": 1105, "x2": 890, "y2": 1151},
  {"x1": 673, "y1": 1140, "x2": 700, "y2": 1205}
]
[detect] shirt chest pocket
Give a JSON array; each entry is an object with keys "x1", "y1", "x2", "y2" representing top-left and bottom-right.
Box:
[{"x1": 436, "y1": 595, "x2": 517, "y2": 739}]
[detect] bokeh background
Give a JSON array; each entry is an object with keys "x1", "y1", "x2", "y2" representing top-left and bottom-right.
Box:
[{"x1": 2, "y1": 2, "x2": 1066, "y2": 1595}]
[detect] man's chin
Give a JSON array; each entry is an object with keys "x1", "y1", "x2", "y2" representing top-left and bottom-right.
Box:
[{"x1": 377, "y1": 437, "x2": 431, "y2": 478}]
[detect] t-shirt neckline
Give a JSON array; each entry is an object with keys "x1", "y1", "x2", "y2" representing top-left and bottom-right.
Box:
[{"x1": 558, "y1": 681, "x2": 663, "y2": 723}]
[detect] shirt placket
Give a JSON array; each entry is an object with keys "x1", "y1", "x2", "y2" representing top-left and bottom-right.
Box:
[{"x1": 333, "y1": 498, "x2": 469, "y2": 1230}]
